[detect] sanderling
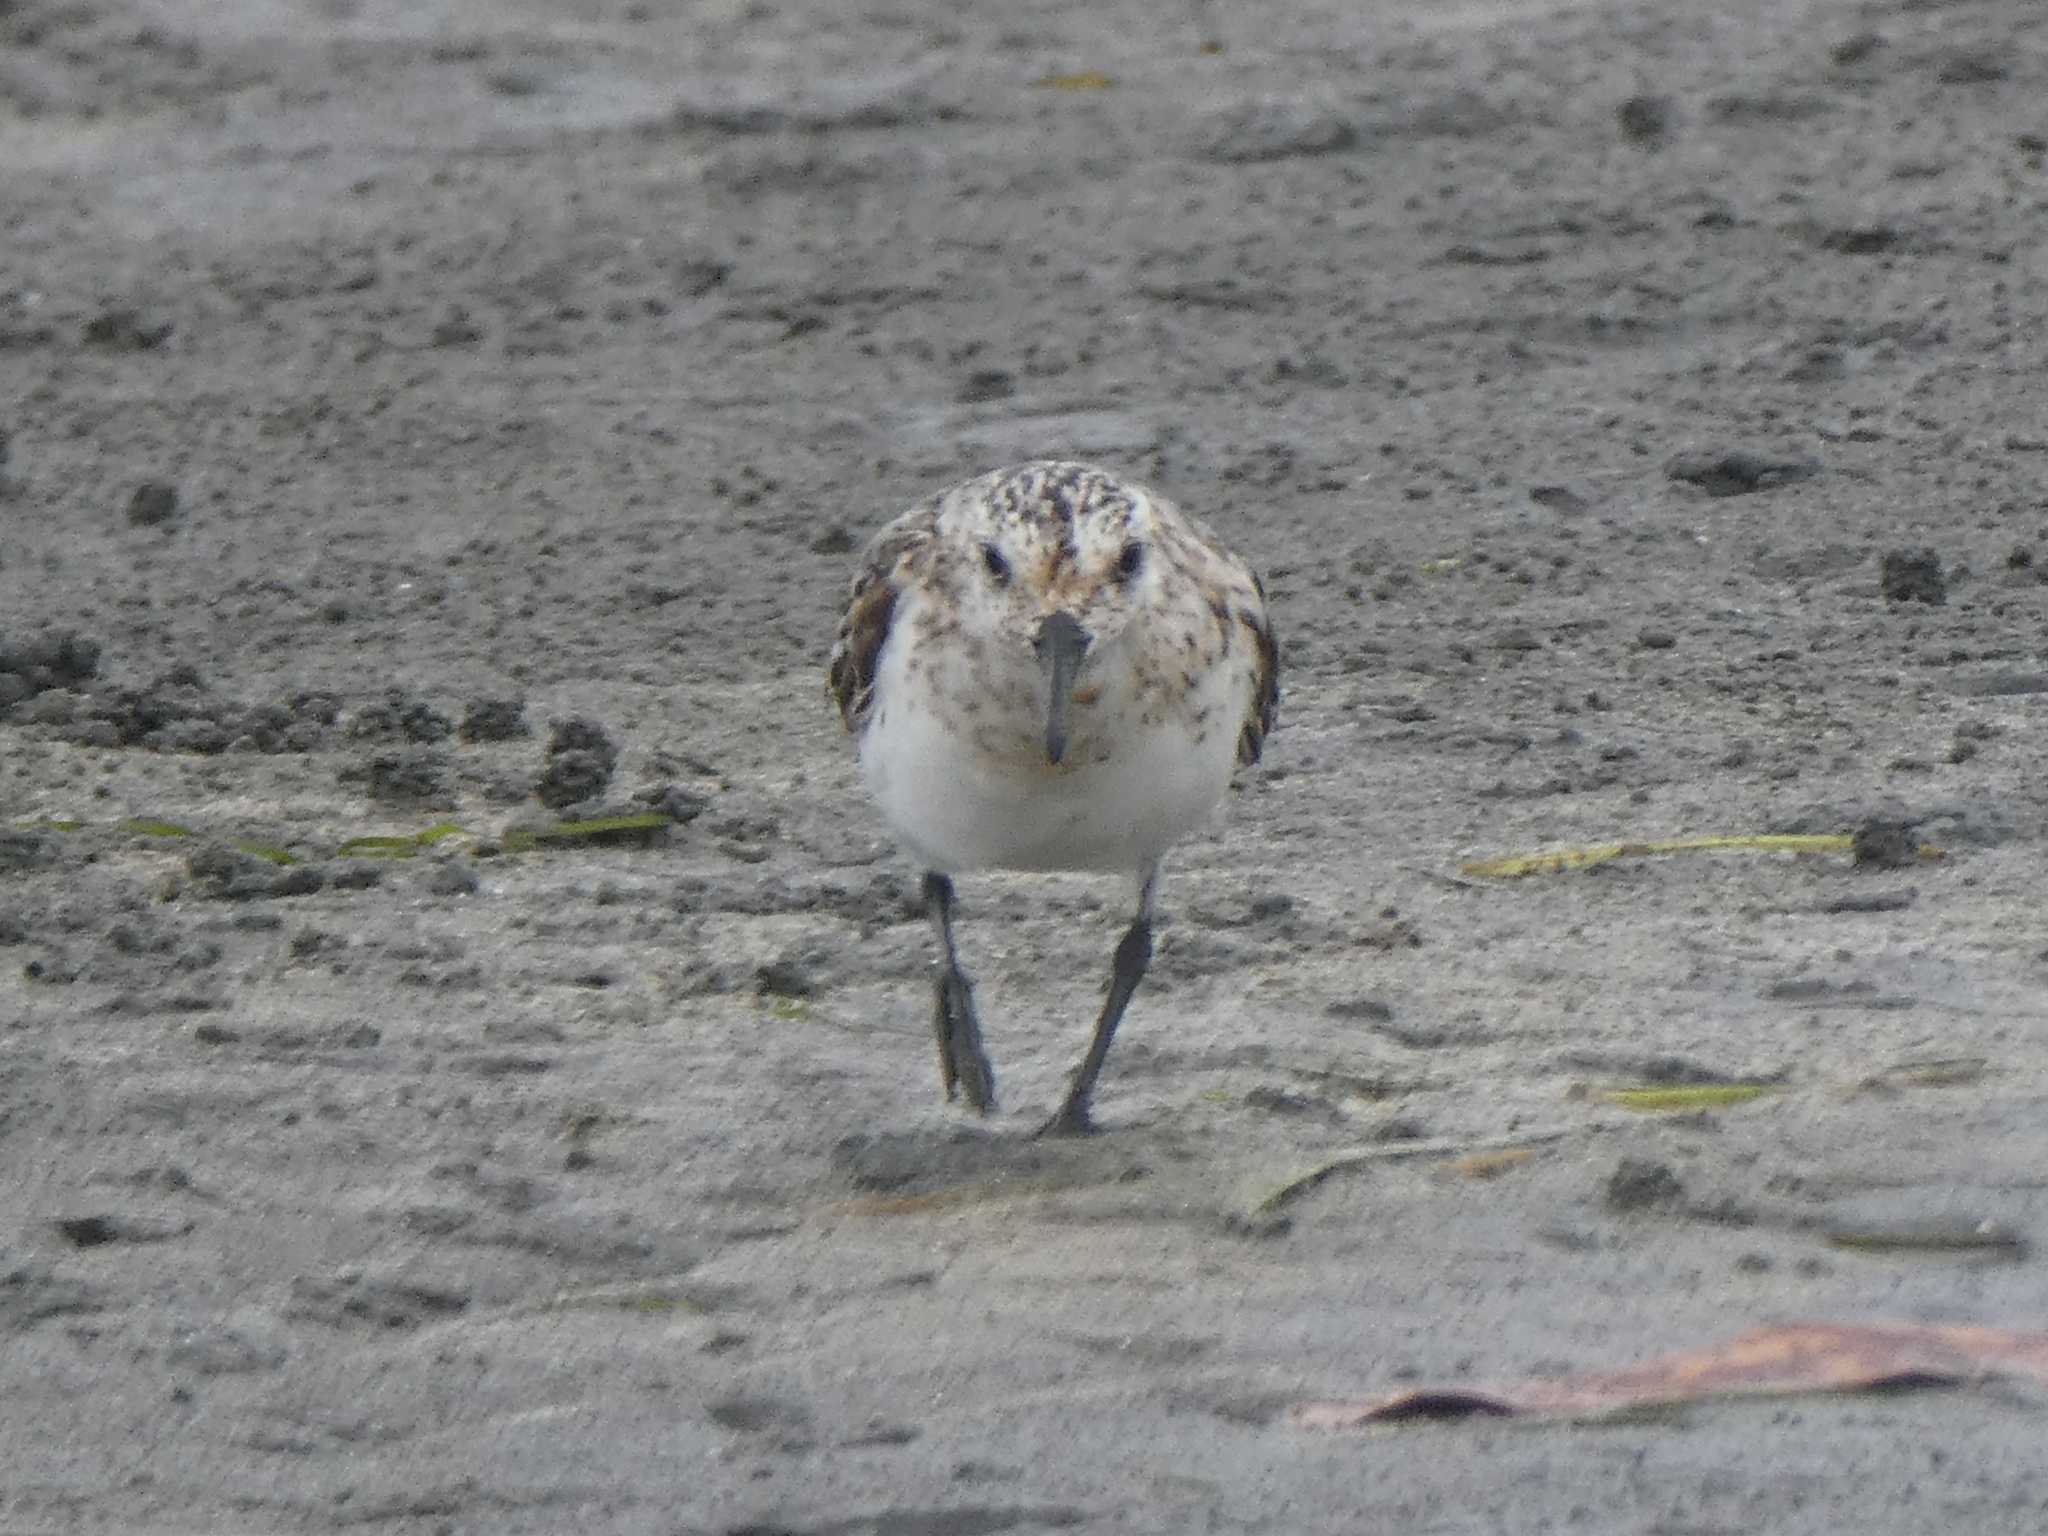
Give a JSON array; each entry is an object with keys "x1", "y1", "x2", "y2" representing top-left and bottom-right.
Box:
[{"x1": 829, "y1": 461, "x2": 1279, "y2": 1135}]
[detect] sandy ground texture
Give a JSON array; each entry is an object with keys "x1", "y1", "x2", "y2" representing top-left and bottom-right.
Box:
[{"x1": 4, "y1": 0, "x2": 2048, "y2": 1530}]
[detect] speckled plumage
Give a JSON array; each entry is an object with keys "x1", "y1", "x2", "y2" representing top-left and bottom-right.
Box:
[
  {"x1": 831, "y1": 462, "x2": 1275, "y2": 862},
  {"x1": 828, "y1": 461, "x2": 1279, "y2": 1133}
]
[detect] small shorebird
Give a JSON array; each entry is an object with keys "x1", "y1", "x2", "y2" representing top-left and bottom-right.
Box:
[{"x1": 829, "y1": 461, "x2": 1278, "y2": 1134}]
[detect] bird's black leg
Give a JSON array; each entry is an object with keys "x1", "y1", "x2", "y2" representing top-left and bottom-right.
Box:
[
  {"x1": 1037, "y1": 868, "x2": 1158, "y2": 1137},
  {"x1": 924, "y1": 871, "x2": 996, "y2": 1113}
]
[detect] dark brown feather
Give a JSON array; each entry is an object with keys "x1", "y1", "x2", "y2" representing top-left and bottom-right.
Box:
[
  {"x1": 1236, "y1": 579, "x2": 1280, "y2": 767},
  {"x1": 827, "y1": 514, "x2": 932, "y2": 731}
]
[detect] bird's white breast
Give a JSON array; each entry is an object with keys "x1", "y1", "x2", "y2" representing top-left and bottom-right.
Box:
[{"x1": 857, "y1": 591, "x2": 1249, "y2": 877}]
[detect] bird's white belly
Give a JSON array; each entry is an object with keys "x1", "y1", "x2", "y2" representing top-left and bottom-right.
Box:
[{"x1": 860, "y1": 659, "x2": 1244, "y2": 876}]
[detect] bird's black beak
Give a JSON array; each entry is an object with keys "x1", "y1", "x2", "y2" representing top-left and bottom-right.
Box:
[{"x1": 1033, "y1": 610, "x2": 1091, "y2": 765}]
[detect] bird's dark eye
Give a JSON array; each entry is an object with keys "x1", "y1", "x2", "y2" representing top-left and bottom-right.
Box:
[
  {"x1": 1116, "y1": 541, "x2": 1145, "y2": 582},
  {"x1": 981, "y1": 542, "x2": 1011, "y2": 585}
]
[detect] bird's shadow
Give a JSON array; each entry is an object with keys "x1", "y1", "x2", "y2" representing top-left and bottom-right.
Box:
[{"x1": 829, "y1": 1123, "x2": 1152, "y2": 1206}]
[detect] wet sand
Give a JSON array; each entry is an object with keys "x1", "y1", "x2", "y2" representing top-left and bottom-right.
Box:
[{"x1": 4, "y1": 0, "x2": 2047, "y2": 1530}]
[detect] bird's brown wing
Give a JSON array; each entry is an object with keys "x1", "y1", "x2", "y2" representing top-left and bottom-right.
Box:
[
  {"x1": 1236, "y1": 574, "x2": 1280, "y2": 767},
  {"x1": 827, "y1": 510, "x2": 933, "y2": 732}
]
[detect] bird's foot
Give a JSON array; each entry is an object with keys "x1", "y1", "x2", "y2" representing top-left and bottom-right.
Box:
[
  {"x1": 933, "y1": 969, "x2": 996, "y2": 1113},
  {"x1": 1032, "y1": 1096, "x2": 1098, "y2": 1139}
]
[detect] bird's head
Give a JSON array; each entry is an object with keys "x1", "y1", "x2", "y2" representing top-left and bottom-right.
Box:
[{"x1": 938, "y1": 462, "x2": 1168, "y2": 766}]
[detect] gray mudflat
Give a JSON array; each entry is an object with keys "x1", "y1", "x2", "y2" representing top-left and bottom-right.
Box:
[{"x1": 4, "y1": 0, "x2": 2047, "y2": 1531}]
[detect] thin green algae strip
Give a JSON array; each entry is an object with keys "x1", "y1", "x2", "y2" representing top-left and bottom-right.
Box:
[
  {"x1": 337, "y1": 822, "x2": 469, "y2": 858},
  {"x1": 25, "y1": 813, "x2": 681, "y2": 863}
]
